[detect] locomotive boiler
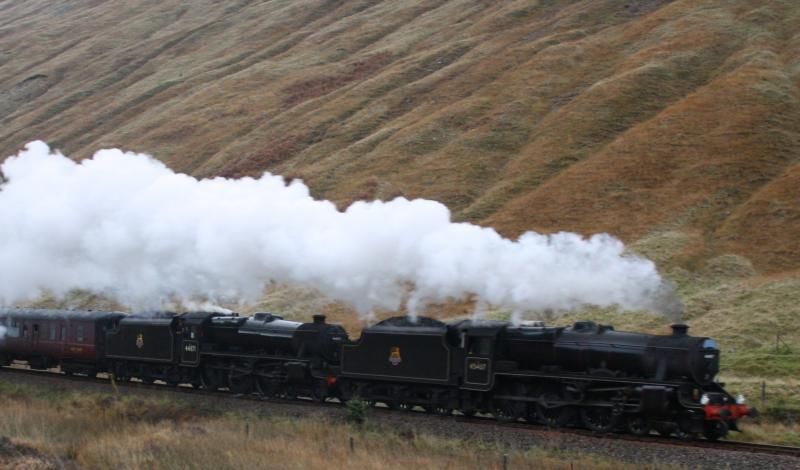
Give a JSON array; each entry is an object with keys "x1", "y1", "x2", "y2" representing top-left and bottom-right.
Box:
[
  {"x1": 205, "y1": 312, "x2": 346, "y2": 363},
  {"x1": 501, "y1": 321, "x2": 721, "y2": 385}
]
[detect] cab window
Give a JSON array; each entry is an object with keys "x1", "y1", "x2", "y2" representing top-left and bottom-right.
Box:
[{"x1": 469, "y1": 337, "x2": 492, "y2": 356}]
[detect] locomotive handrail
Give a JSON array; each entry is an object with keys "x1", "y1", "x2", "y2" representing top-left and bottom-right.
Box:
[{"x1": 497, "y1": 369, "x2": 688, "y2": 387}]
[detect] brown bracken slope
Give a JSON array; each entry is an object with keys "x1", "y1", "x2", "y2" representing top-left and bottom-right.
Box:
[{"x1": 0, "y1": 0, "x2": 798, "y2": 276}]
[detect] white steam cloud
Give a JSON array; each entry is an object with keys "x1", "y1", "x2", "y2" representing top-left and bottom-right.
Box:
[{"x1": 0, "y1": 141, "x2": 673, "y2": 318}]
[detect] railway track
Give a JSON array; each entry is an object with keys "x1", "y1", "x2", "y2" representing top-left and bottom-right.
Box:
[
  {"x1": 460, "y1": 417, "x2": 800, "y2": 459},
  {"x1": 2, "y1": 365, "x2": 799, "y2": 459}
]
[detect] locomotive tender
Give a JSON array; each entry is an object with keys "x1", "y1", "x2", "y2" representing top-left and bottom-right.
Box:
[{"x1": 0, "y1": 307, "x2": 751, "y2": 441}]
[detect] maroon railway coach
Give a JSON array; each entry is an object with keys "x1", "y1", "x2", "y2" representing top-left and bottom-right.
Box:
[{"x1": 0, "y1": 308, "x2": 125, "y2": 375}]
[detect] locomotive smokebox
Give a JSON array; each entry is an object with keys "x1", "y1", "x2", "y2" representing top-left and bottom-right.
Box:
[
  {"x1": 313, "y1": 314, "x2": 326, "y2": 325},
  {"x1": 671, "y1": 323, "x2": 689, "y2": 337}
]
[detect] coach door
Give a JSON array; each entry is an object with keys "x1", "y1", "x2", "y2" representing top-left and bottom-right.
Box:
[
  {"x1": 463, "y1": 336, "x2": 493, "y2": 390},
  {"x1": 31, "y1": 323, "x2": 39, "y2": 347},
  {"x1": 21, "y1": 321, "x2": 31, "y2": 353}
]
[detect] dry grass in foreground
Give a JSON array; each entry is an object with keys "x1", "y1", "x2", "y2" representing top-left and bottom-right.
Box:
[
  {"x1": 731, "y1": 421, "x2": 800, "y2": 447},
  {"x1": 0, "y1": 380, "x2": 684, "y2": 470}
]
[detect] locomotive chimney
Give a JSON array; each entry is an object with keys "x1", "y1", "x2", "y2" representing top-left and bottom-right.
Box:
[
  {"x1": 313, "y1": 314, "x2": 326, "y2": 325},
  {"x1": 671, "y1": 323, "x2": 689, "y2": 337}
]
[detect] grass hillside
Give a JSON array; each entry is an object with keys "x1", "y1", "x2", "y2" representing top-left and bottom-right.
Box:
[{"x1": 1, "y1": 0, "x2": 799, "y2": 400}]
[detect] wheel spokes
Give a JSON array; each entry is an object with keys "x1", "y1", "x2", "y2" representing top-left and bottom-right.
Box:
[
  {"x1": 580, "y1": 407, "x2": 618, "y2": 433},
  {"x1": 626, "y1": 415, "x2": 650, "y2": 436}
]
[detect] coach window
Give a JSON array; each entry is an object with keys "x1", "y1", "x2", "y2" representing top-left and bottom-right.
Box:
[
  {"x1": 49, "y1": 324, "x2": 57, "y2": 341},
  {"x1": 76, "y1": 326, "x2": 85, "y2": 343},
  {"x1": 60, "y1": 325, "x2": 66, "y2": 341},
  {"x1": 22, "y1": 324, "x2": 28, "y2": 339}
]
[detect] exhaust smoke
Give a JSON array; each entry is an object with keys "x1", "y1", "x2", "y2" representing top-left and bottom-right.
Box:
[{"x1": 0, "y1": 141, "x2": 675, "y2": 319}]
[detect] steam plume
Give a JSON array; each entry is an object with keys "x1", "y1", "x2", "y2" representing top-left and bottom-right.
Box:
[{"x1": 0, "y1": 141, "x2": 673, "y2": 318}]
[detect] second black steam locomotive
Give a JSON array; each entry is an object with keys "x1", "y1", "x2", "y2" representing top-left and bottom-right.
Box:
[{"x1": 0, "y1": 308, "x2": 751, "y2": 440}]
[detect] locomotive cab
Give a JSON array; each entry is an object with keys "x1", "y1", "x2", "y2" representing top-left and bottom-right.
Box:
[
  {"x1": 293, "y1": 314, "x2": 348, "y2": 363},
  {"x1": 179, "y1": 311, "x2": 236, "y2": 365},
  {"x1": 450, "y1": 320, "x2": 508, "y2": 391}
]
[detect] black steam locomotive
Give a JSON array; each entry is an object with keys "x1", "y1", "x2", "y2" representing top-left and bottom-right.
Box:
[{"x1": 0, "y1": 308, "x2": 751, "y2": 441}]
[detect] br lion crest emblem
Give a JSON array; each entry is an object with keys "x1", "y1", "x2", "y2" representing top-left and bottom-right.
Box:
[
  {"x1": 389, "y1": 346, "x2": 402, "y2": 366},
  {"x1": 136, "y1": 334, "x2": 144, "y2": 349}
]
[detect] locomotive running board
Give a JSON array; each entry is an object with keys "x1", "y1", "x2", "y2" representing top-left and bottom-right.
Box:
[
  {"x1": 200, "y1": 351, "x2": 306, "y2": 361},
  {"x1": 495, "y1": 370, "x2": 686, "y2": 388}
]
